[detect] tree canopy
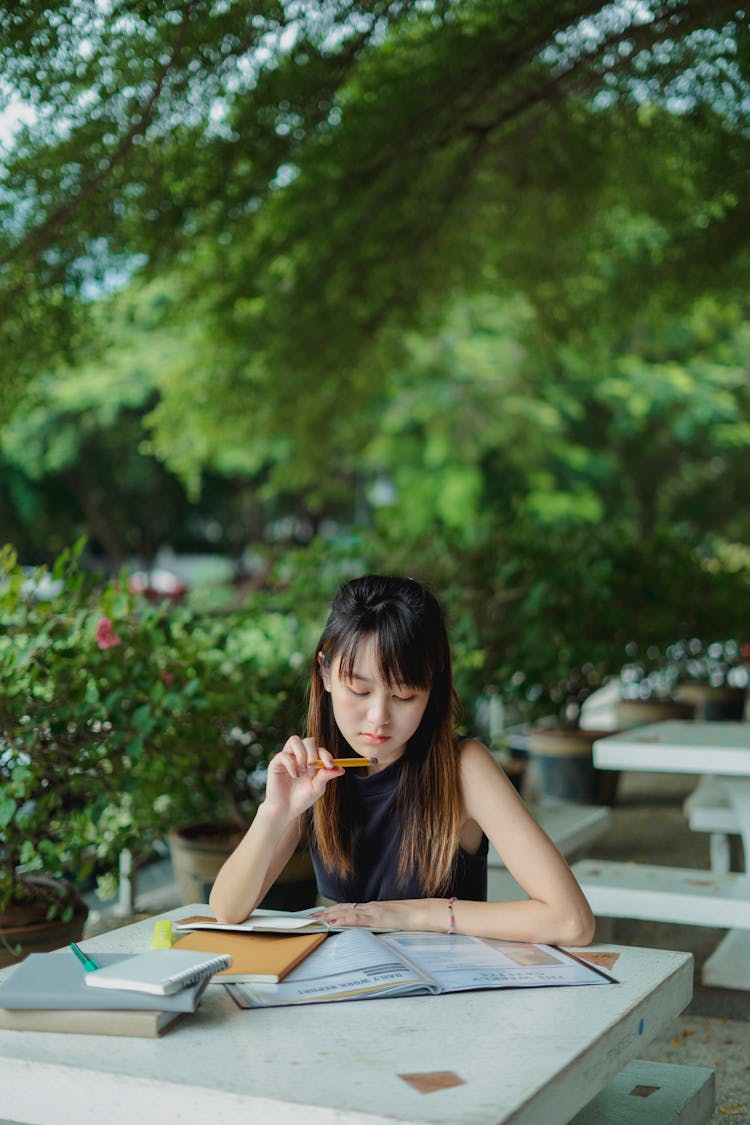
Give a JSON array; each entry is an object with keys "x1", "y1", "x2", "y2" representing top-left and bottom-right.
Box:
[
  {"x1": 2, "y1": 0, "x2": 749, "y2": 465},
  {"x1": 2, "y1": 0, "x2": 750, "y2": 591}
]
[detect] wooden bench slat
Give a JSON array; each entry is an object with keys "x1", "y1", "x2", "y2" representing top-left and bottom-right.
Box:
[{"x1": 572, "y1": 859, "x2": 750, "y2": 928}]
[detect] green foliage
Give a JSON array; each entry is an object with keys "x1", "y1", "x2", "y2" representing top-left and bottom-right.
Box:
[
  {"x1": 3, "y1": 278, "x2": 750, "y2": 712},
  {"x1": 0, "y1": 281, "x2": 280, "y2": 565},
  {"x1": 2, "y1": 0, "x2": 750, "y2": 775},
  {"x1": 289, "y1": 520, "x2": 750, "y2": 729},
  {"x1": 357, "y1": 294, "x2": 750, "y2": 571},
  {"x1": 2, "y1": 517, "x2": 747, "y2": 914},
  {"x1": 0, "y1": 542, "x2": 308, "y2": 910},
  {"x1": 10, "y1": 279, "x2": 747, "y2": 574},
  {"x1": 1, "y1": 0, "x2": 749, "y2": 434},
  {"x1": 464, "y1": 523, "x2": 750, "y2": 725}
]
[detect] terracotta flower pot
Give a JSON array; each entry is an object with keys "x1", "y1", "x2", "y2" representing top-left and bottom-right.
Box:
[{"x1": 0, "y1": 875, "x2": 88, "y2": 969}]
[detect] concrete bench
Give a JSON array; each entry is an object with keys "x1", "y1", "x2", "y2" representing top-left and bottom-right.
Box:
[
  {"x1": 568, "y1": 1059, "x2": 714, "y2": 1125},
  {"x1": 682, "y1": 776, "x2": 742, "y2": 875},
  {"x1": 488, "y1": 800, "x2": 611, "y2": 900},
  {"x1": 571, "y1": 859, "x2": 750, "y2": 929}
]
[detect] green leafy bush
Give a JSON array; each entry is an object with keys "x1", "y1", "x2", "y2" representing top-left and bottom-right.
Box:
[{"x1": 0, "y1": 543, "x2": 307, "y2": 912}]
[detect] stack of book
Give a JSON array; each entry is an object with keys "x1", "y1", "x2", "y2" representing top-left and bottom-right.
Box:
[{"x1": 0, "y1": 947, "x2": 231, "y2": 1038}]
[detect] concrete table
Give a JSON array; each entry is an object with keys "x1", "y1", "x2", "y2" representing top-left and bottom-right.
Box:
[
  {"x1": 0, "y1": 904, "x2": 692, "y2": 1125},
  {"x1": 593, "y1": 719, "x2": 750, "y2": 989}
]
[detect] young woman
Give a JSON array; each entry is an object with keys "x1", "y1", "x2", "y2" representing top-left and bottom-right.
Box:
[{"x1": 209, "y1": 575, "x2": 595, "y2": 945}]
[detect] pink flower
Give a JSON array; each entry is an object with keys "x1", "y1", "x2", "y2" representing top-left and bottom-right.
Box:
[{"x1": 96, "y1": 617, "x2": 122, "y2": 650}]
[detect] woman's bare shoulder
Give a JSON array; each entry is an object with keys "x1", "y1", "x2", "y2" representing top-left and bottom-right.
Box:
[
  {"x1": 458, "y1": 737, "x2": 516, "y2": 791},
  {"x1": 458, "y1": 736, "x2": 499, "y2": 768},
  {"x1": 458, "y1": 736, "x2": 525, "y2": 814}
]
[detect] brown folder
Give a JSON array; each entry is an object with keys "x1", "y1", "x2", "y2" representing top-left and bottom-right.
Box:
[{"x1": 173, "y1": 929, "x2": 327, "y2": 983}]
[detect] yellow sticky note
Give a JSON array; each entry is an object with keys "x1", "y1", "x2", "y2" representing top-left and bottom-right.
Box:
[{"x1": 151, "y1": 920, "x2": 173, "y2": 949}]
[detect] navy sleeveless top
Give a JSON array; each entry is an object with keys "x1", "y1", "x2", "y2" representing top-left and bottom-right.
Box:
[{"x1": 309, "y1": 757, "x2": 488, "y2": 902}]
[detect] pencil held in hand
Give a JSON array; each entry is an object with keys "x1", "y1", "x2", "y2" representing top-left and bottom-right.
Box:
[{"x1": 312, "y1": 757, "x2": 377, "y2": 769}]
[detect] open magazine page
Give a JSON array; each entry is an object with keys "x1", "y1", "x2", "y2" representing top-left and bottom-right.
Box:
[
  {"x1": 226, "y1": 930, "x2": 615, "y2": 1010},
  {"x1": 379, "y1": 932, "x2": 614, "y2": 992},
  {"x1": 226, "y1": 929, "x2": 433, "y2": 1008}
]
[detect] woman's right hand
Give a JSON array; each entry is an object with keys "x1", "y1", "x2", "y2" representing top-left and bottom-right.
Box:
[
  {"x1": 209, "y1": 735, "x2": 341, "y2": 924},
  {"x1": 263, "y1": 735, "x2": 344, "y2": 820}
]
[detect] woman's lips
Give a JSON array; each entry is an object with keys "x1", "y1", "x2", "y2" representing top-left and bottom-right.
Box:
[{"x1": 362, "y1": 733, "x2": 390, "y2": 744}]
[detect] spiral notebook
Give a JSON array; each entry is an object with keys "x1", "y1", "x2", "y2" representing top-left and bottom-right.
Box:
[{"x1": 85, "y1": 949, "x2": 231, "y2": 996}]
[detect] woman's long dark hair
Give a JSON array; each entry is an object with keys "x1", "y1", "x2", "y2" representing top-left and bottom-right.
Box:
[{"x1": 309, "y1": 575, "x2": 461, "y2": 896}]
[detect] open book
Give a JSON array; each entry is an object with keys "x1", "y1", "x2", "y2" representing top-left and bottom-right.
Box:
[
  {"x1": 224, "y1": 928, "x2": 615, "y2": 1009},
  {"x1": 174, "y1": 907, "x2": 394, "y2": 936}
]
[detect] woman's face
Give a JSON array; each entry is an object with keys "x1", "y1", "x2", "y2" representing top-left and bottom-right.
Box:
[{"x1": 319, "y1": 634, "x2": 429, "y2": 770}]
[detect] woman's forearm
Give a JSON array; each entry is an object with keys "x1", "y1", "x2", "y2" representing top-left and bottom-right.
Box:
[
  {"x1": 313, "y1": 895, "x2": 595, "y2": 946},
  {"x1": 208, "y1": 803, "x2": 301, "y2": 924},
  {"x1": 426, "y1": 895, "x2": 595, "y2": 946}
]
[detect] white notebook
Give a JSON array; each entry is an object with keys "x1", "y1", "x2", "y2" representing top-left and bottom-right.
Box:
[{"x1": 85, "y1": 949, "x2": 231, "y2": 996}]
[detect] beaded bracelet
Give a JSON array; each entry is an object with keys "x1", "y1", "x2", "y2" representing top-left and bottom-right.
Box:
[{"x1": 446, "y1": 896, "x2": 457, "y2": 935}]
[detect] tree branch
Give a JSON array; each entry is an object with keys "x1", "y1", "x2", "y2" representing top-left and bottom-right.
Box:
[{"x1": 0, "y1": 3, "x2": 198, "y2": 273}]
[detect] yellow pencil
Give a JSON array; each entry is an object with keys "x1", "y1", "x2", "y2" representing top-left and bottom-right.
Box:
[{"x1": 312, "y1": 757, "x2": 378, "y2": 769}]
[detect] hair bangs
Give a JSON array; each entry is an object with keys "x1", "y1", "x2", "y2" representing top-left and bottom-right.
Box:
[
  {"x1": 374, "y1": 614, "x2": 434, "y2": 691},
  {"x1": 333, "y1": 619, "x2": 433, "y2": 692}
]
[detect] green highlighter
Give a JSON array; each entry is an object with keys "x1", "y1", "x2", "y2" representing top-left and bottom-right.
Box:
[{"x1": 70, "y1": 941, "x2": 101, "y2": 972}]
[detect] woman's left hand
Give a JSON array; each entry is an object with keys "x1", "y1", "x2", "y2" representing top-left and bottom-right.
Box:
[{"x1": 311, "y1": 899, "x2": 427, "y2": 931}]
